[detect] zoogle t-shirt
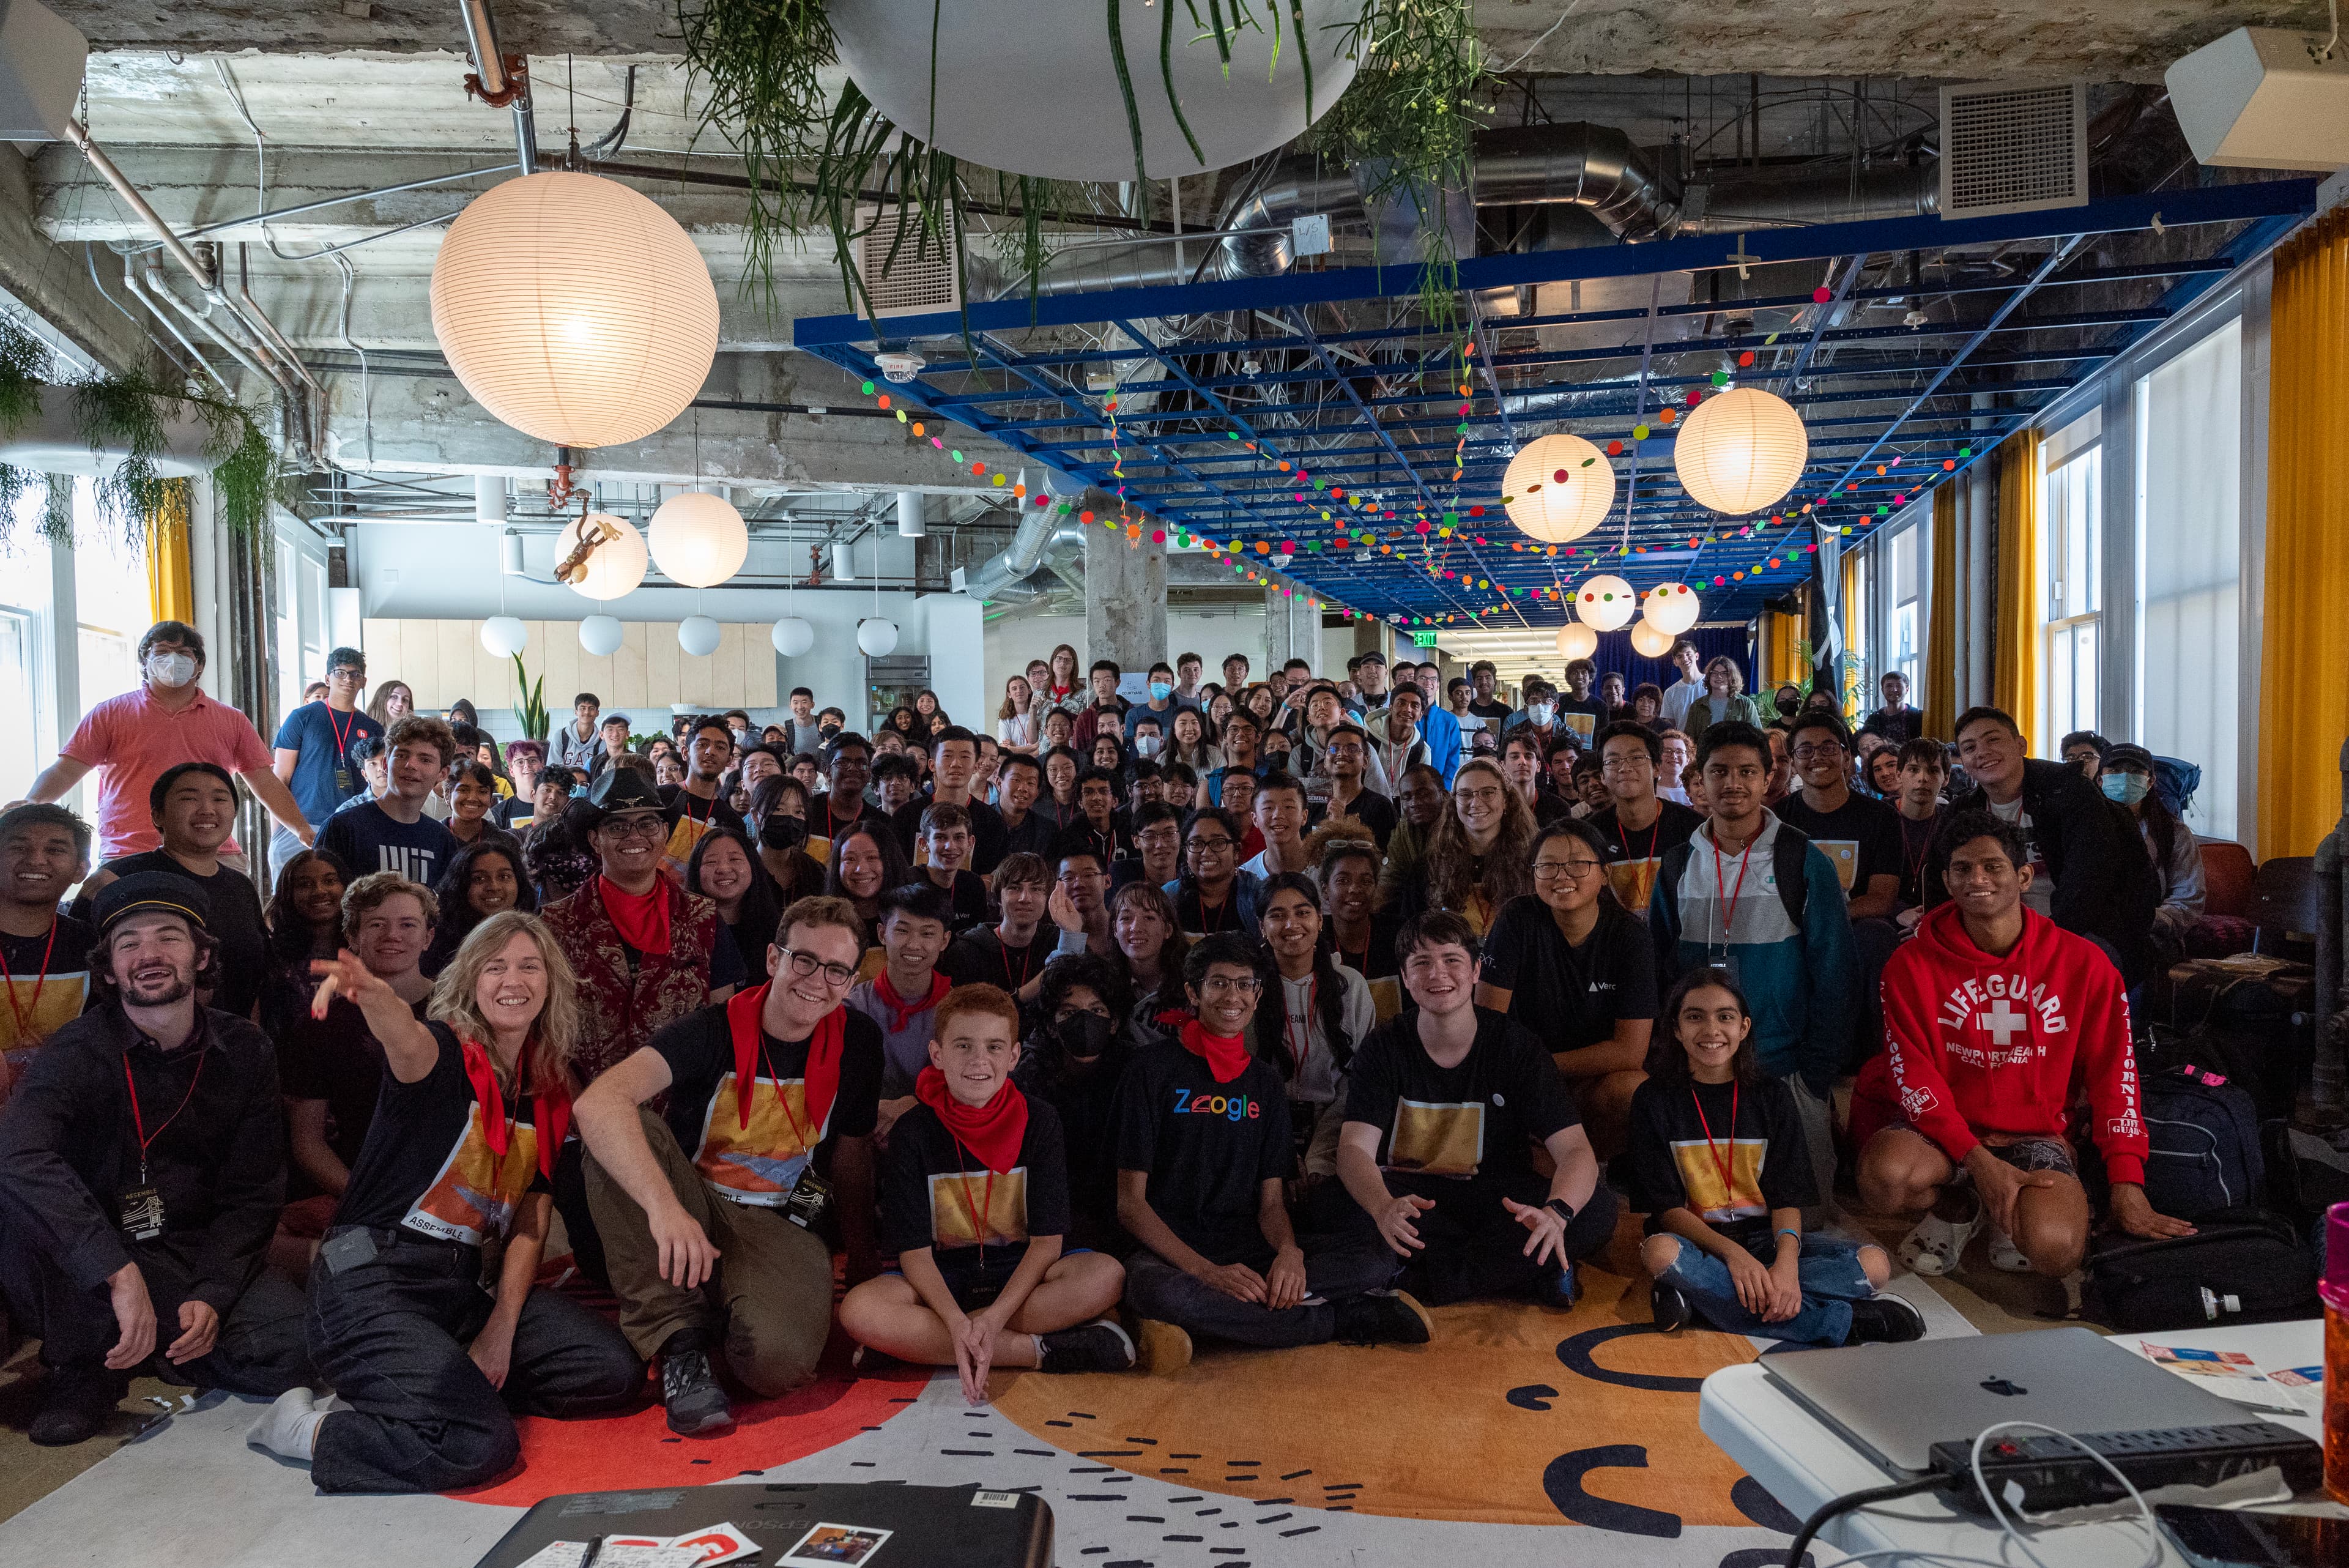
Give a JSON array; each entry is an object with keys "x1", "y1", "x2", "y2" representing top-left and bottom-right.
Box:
[
  {"x1": 1773, "y1": 790, "x2": 1902, "y2": 904},
  {"x1": 1111, "y1": 1039, "x2": 1292, "y2": 1268},
  {"x1": 1624, "y1": 1074, "x2": 1817, "y2": 1253},
  {"x1": 0, "y1": 914, "x2": 95, "y2": 1090}
]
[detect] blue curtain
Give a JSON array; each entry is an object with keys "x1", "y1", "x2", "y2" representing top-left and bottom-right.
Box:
[{"x1": 1586, "y1": 623, "x2": 1754, "y2": 697}]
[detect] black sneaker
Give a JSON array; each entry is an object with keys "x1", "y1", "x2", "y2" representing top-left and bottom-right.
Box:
[
  {"x1": 29, "y1": 1364, "x2": 125, "y2": 1447},
  {"x1": 1845, "y1": 1294, "x2": 1928, "y2": 1345},
  {"x1": 1533, "y1": 1257, "x2": 1582, "y2": 1311},
  {"x1": 1037, "y1": 1319, "x2": 1137, "y2": 1375},
  {"x1": 658, "y1": 1336, "x2": 733, "y2": 1436},
  {"x1": 1650, "y1": 1280, "x2": 1693, "y2": 1334},
  {"x1": 1332, "y1": 1290, "x2": 1434, "y2": 1347}
]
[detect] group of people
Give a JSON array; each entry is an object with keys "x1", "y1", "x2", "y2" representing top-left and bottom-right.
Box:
[{"x1": 0, "y1": 615, "x2": 2219, "y2": 1500}]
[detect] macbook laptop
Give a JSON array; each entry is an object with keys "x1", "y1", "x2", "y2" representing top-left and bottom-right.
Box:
[{"x1": 1760, "y1": 1327, "x2": 2271, "y2": 1474}]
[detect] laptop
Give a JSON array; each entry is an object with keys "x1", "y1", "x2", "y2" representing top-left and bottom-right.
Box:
[{"x1": 1760, "y1": 1327, "x2": 2273, "y2": 1474}]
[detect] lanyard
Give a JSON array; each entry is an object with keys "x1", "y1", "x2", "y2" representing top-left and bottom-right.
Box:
[
  {"x1": 757, "y1": 1038, "x2": 814, "y2": 1153},
  {"x1": 325, "y1": 703, "x2": 360, "y2": 764},
  {"x1": 1690, "y1": 1082, "x2": 1741, "y2": 1206},
  {"x1": 1901, "y1": 814, "x2": 1934, "y2": 897},
  {"x1": 1709, "y1": 834, "x2": 1756, "y2": 948},
  {"x1": 1617, "y1": 814, "x2": 1664, "y2": 908},
  {"x1": 825, "y1": 798, "x2": 858, "y2": 842},
  {"x1": 122, "y1": 1044, "x2": 208, "y2": 1184},
  {"x1": 1284, "y1": 974, "x2": 1318, "y2": 1077},
  {"x1": 948, "y1": 1138, "x2": 996, "y2": 1255},
  {"x1": 998, "y1": 931, "x2": 1036, "y2": 994},
  {"x1": 678, "y1": 790, "x2": 717, "y2": 828},
  {"x1": 2, "y1": 918, "x2": 59, "y2": 1044},
  {"x1": 1196, "y1": 888, "x2": 1231, "y2": 933}
]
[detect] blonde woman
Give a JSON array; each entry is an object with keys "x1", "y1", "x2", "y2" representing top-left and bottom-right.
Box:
[
  {"x1": 1682, "y1": 657, "x2": 1764, "y2": 740},
  {"x1": 248, "y1": 912, "x2": 642, "y2": 1492},
  {"x1": 996, "y1": 673, "x2": 1041, "y2": 754}
]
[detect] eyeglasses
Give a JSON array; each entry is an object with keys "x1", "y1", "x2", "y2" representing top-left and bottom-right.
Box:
[
  {"x1": 1532, "y1": 858, "x2": 1605, "y2": 880},
  {"x1": 1197, "y1": 974, "x2": 1262, "y2": 997},
  {"x1": 779, "y1": 947, "x2": 858, "y2": 988},
  {"x1": 1187, "y1": 836, "x2": 1235, "y2": 853},
  {"x1": 1791, "y1": 743, "x2": 1846, "y2": 764},
  {"x1": 601, "y1": 814, "x2": 669, "y2": 840},
  {"x1": 1600, "y1": 756, "x2": 1651, "y2": 773},
  {"x1": 1454, "y1": 786, "x2": 1504, "y2": 807}
]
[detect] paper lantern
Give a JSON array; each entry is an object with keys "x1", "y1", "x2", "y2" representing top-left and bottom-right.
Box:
[
  {"x1": 648, "y1": 490, "x2": 749, "y2": 587},
  {"x1": 771, "y1": 616, "x2": 815, "y2": 657},
  {"x1": 577, "y1": 614, "x2": 625, "y2": 656},
  {"x1": 554, "y1": 513, "x2": 648, "y2": 601},
  {"x1": 857, "y1": 619, "x2": 900, "y2": 656},
  {"x1": 1575, "y1": 573, "x2": 1637, "y2": 631},
  {"x1": 1672, "y1": 386, "x2": 1809, "y2": 515},
  {"x1": 678, "y1": 614, "x2": 721, "y2": 656},
  {"x1": 429, "y1": 171, "x2": 719, "y2": 449},
  {"x1": 1642, "y1": 581, "x2": 1703, "y2": 635},
  {"x1": 480, "y1": 615, "x2": 527, "y2": 658},
  {"x1": 1555, "y1": 623, "x2": 1598, "y2": 662},
  {"x1": 1630, "y1": 620, "x2": 1675, "y2": 659},
  {"x1": 1501, "y1": 433, "x2": 1615, "y2": 544}
]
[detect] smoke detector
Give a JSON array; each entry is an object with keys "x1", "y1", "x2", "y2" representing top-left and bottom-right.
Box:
[
  {"x1": 1903, "y1": 308, "x2": 1931, "y2": 328},
  {"x1": 874, "y1": 351, "x2": 927, "y2": 383}
]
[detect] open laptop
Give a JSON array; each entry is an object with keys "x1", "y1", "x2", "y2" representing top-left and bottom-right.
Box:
[{"x1": 1760, "y1": 1327, "x2": 2273, "y2": 1474}]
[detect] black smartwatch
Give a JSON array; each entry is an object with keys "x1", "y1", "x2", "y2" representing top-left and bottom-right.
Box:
[{"x1": 1545, "y1": 1198, "x2": 1576, "y2": 1226}]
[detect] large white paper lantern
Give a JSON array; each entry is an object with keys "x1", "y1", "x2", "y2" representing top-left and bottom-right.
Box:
[
  {"x1": 480, "y1": 615, "x2": 527, "y2": 658},
  {"x1": 1574, "y1": 573, "x2": 1637, "y2": 631},
  {"x1": 1630, "y1": 620, "x2": 1676, "y2": 659},
  {"x1": 579, "y1": 614, "x2": 625, "y2": 656},
  {"x1": 1642, "y1": 581, "x2": 1703, "y2": 635},
  {"x1": 429, "y1": 171, "x2": 719, "y2": 449},
  {"x1": 554, "y1": 513, "x2": 648, "y2": 601},
  {"x1": 1501, "y1": 433, "x2": 1616, "y2": 544},
  {"x1": 678, "y1": 614, "x2": 722, "y2": 656},
  {"x1": 857, "y1": 619, "x2": 900, "y2": 656},
  {"x1": 1672, "y1": 386, "x2": 1809, "y2": 515},
  {"x1": 648, "y1": 491, "x2": 749, "y2": 588},
  {"x1": 771, "y1": 616, "x2": 815, "y2": 657},
  {"x1": 1555, "y1": 623, "x2": 1598, "y2": 662}
]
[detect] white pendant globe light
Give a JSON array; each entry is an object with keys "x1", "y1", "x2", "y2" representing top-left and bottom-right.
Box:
[
  {"x1": 1672, "y1": 385, "x2": 1809, "y2": 515},
  {"x1": 1555, "y1": 622, "x2": 1598, "y2": 662},
  {"x1": 1575, "y1": 573, "x2": 1638, "y2": 631},
  {"x1": 771, "y1": 616, "x2": 815, "y2": 657},
  {"x1": 1630, "y1": 619, "x2": 1676, "y2": 660},
  {"x1": 648, "y1": 490, "x2": 749, "y2": 588},
  {"x1": 579, "y1": 614, "x2": 625, "y2": 656},
  {"x1": 480, "y1": 615, "x2": 527, "y2": 658},
  {"x1": 857, "y1": 618, "x2": 900, "y2": 656},
  {"x1": 429, "y1": 171, "x2": 719, "y2": 449},
  {"x1": 1501, "y1": 432, "x2": 1616, "y2": 544},
  {"x1": 678, "y1": 614, "x2": 722, "y2": 656},
  {"x1": 554, "y1": 512, "x2": 648, "y2": 601},
  {"x1": 1642, "y1": 581, "x2": 1703, "y2": 635}
]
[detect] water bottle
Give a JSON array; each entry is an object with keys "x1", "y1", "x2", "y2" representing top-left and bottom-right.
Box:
[{"x1": 2325, "y1": 1202, "x2": 2349, "y2": 1503}]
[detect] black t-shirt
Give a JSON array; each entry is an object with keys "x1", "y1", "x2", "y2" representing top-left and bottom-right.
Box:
[
  {"x1": 940, "y1": 925, "x2": 1053, "y2": 996},
  {"x1": 0, "y1": 913, "x2": 96, "y2": 1062},
  {"x1": 1773, "y1": 790, "x2": 1903, "y2": 905},
  {"x1": 492, "y1": 793, "x2": 538, "y2": 834},
  {"x1": 1323, "y1": 787, "x2": 1398, "y2": 850},
  {"x1": 86, "y1": 850, "x2": 267, "y2": 1020},
  {"x1": 996, "y1": 808, "x2": 1059, "y2": 864},
  {"x1": 880, "y1": 1096, "x2": 1072, "y2": 1268},
  {"x1": 1343, "y1": 1007, "x2": 1579, "y2": 1181},
  {"x1": 659, "y1": 784, "x2": 748, "y2": 836},
  {"x1": 1467, "y1": 699, "x2": 1513, "y2": 726},
  {"x1": 1479, "y1": 896, "x2": 1658, "y2": 1055},
  {"x1": 905, "y1": 869, "x2": 990, "y2": 934},
  {"x1": 1586, "y1": 799, "x2": 1705, "y2": 916},
  {"x1": 1555, "y1": 698, "x2": 1610, "y2": 749},
  {"x1": 1324, "y1": 909, "x2": 1406, "y2": 983},
  {"x1": 1892, "y1": 807, "x2": 1945, "y2": 907},
  {"x1": 891, "y1": 795, "x2": 1009, "y2": 877},
  {"x1": 335, "y1": 1022, "x2": 553, "y2": 1246},
  {"x1": 1055, "y1": 817, "x2": 1125, "y2": 871},
  {"x1": 1624, "y1": 1074, "x2": 1817, "y2": 1252},
  {"x1": 317, "y1": 801, "x2": 461, "y2": 890},
  {"x1": 1111, "y1": 1039, "x2": 1292, "y2": 1267},
  {"x1": 649, "y1": 1001, "x2": 884, "y2": 1206},
  {"x1": 278, "y1": 992, "x2": 431, "y2": 1171}
]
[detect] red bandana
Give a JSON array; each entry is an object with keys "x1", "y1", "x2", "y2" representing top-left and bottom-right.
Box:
[
  {"x1": 459, "y1": 1038, "x2": 570, "y2": 1181},
  {"x1": 913, "y1": 1065, "x2": 1029, "y2": 1174},
  {"x1": 599, "y1": 875, "x2": 672, "y2": 956},
  {"x1": 874, "y1": 967, "x2": 951, "y2": 1034},
  {"x1": 1179, "y1": 1017, "x2": 1252, "y2": 1084},
  {"x1": 727, "y1": 983, "x2": 844, "y2": 1134}
]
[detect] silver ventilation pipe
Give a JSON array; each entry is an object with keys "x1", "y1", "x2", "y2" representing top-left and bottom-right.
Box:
[
  {"x1": 1470, "y1": 123, "x2": 1682, "y2": 238},
  {"x1": 1677, "y1": 162, "x2": 1939, "y2": 234},
  {"x1": 955, "y1": 486, "x2": 1093, "y2": 603},
  {"x1": 458, "y1": 0, "x2": 537, "y2": 175}
]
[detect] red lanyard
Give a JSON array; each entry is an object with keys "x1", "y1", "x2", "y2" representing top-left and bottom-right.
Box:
[
  {"x1": 1617, "y1": 815, "x2": 1664, "y2": 908},
  {"x1": 1710, "y1": 834, "x2": 1756, "y2": 945},
  {"x1": 1690, "y1": 1082, "x2": 1741, "y2": 1204},
  {"x1": 325, "y1": 703, "x2": 360, "y2": 764},
  {"x1": 678, "y1": 791, "x2": 716, "y2": 828},
  {"x1": 1901, "y1": 814, "x2": 1934, "y2": 896},
  {"x1": 948, "y1": 1139, "x2": 996, "y2": 1252},
  {"x1": 1284, "y1": 975, "x2": 1318, "y2": 1076},
  {"x1": 757, "y1": 1039, "x2": 813, "y2": 1152},
  {"x1": 998, "y1": 931, "x2": 1036, "y2": 994},
  {"x1": 122, "y1": 1044, "x2": 207, "y2": 1183},
  {"x1": 2, "y1": 919, "x2": 59, "y2": 1044},
  {"x1": 1197, "y1": 890, "x2": 1231, "y2": 932},
  {"x1": 825, "y1": 798, "x2": 858, "y2": 842}
]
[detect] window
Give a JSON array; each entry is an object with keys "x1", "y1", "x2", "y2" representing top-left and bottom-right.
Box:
[
  {"x1": 2041, "y1": 442, "x2": 2101, "y2": 752},
  {"x1": 276, "y1": 530, "x2": 330, "y2": 721},
  {"x1": 1886, "y1": 521, "x2": 1921, "y2": 697},
  {"x1": 73, "y1": 486, "x2": 147, "y2": 722}
]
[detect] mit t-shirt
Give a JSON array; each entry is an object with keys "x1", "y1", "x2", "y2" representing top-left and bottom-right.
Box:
[
  {"x1": 272, "y1": 701, "x2": 384, "y2": 827},
  {"x1": 1111, "y1": 1039, "x2": 1292, "y2": 1267},
  {"x1": 1624, "y1": 1074, "x2": 1817, "y2": 1252},
  {"x1": 650, "y1": 1002, "x2": 884, "y2": 1206},
  {"x1": 83, "y1": 850, "x2": 267, "y2": 1020},
  {"x1": 1773, "y1": 790, "x2": 1902, "y2": 903},
  {"x1": 317, "y1": 800, "x2": 461, "y2": 888},
  {"x1": 1479, "y1": 896, "x2": 1658, "y2": 1055},
  {"x1": 278, "y1": 993, "x2": 430, "y2": 1171},
  {"x1": 1343, "y1": 1008, "x2": 1579, "y2": 1181},
  {"x1": 334, "y1": 1022, "x2": 552, "y2": 1247},
  {"x1": 0, "y1": 913, "x2": 95, "y2": 1090},
  {"x1": 1586, "y1": 799, "x2": 1704, "y2": 915},
  {"x1": 879, "y1": 1096, "x2": 1072, "y2": 1268}
]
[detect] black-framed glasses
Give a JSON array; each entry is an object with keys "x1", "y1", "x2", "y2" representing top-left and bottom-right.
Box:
[
  {"x1": 779, "y1": 947, "x2": 858, "y2": 988},
  {"x1": 1532, "y1": 858, "x2": 1605, "y2": 881},
  {"x1": 1791, "y1": 743, "x2": 1847, "y2": 764},
  {"x1": 600, "y1": 814, "x2": 669, "y2": 840}
]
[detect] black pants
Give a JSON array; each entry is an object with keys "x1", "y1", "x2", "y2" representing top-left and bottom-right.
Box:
[
  {"x1": 305, "y1": 1227, "x2": 644, "y2": 1495},
  {"x1": 549, "y1": 1139, "x2": 609, "y2": 1288},
  {"x1": 1367, "y1": 1171, "x2": 1619, "y2": 1307},
  {"x1": 0, "y1": 1211, "x2": 311, "y2": 1394}
]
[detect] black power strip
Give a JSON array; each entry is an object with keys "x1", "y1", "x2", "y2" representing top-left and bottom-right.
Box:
[{"x1": 1928, "y1": 1420, "x2": 2322, "y2": 1514}]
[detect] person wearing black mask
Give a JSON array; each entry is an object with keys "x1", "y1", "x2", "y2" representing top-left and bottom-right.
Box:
[
  {"x1": 1014, "y1": 955, "x2": 1136, "y2": 1252},
  {"x1": 1771, "y1": 684, "x2": 1804, "y2": 722}
]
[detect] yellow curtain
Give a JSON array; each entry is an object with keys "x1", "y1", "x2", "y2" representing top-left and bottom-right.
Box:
[
  {"x1": 1838, "y1": 551, "x2": 1863, "y2": 717},
  {"x1": 1991, "y1": 429, "x2": 2041, "y2": 743},
  {"x1": 144, "y1": 479, "x2": 195, "y2": 624},
  {"x1": 1924, "y1": 485, "x2": 1959, "y2": 739},
  {"x1": 1766, "y1": 608, "x2": 1805, "y2": 687},
  {"x1": 2258, "y1": 207, "x2": 2349, "y2": 859}
]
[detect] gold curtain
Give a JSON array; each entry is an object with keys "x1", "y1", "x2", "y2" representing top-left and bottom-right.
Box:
[
  {"x1": 1991, "y1": 429, "x2": 2041, "y2": 743},
  {"x1": 1838, "y1": 550, "x2": 1861, "y2": 716},
  {"x1": 145, "y1": 479, "x2": 195, "y2": 624},
  {"x1": 2258, "y1": 207, "x2": 2349, "y2": 858},
  {"x1": 1924, "y1": 485, "x2": 1959, "y2": 739},
  {"x1": 1766, "y1": 608, "x2": 1805, "y2": 687}
]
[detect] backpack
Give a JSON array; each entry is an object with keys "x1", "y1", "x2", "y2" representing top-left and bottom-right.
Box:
[
  {"x1": 1658, "y1": 822, "x2": 1814, "y2": 934},
  {"x1": 2136, "y1": 1065, "x2": 2265, "y2": 1219},
  {"x1": 2082, "y1": 1209, "x2": 2318, "y2": 1332}
]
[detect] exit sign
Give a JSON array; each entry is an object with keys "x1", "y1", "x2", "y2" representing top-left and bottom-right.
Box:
[{"x1": 1411, "y1": 630, "x2": 1440, "y2": 647}]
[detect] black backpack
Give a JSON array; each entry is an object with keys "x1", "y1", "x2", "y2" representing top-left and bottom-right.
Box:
[
  {"x1": 2082, "y1": 1209, "x2": 2318, "y2": 1332},
  {"x1": 2136, "y1": 1065, "x2": 2265, "y2": 1220}
]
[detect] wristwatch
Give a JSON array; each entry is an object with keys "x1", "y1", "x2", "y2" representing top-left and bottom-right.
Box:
[{"x1": 1545, "y1": 1198, "x2": 1576, "y2": 1226}]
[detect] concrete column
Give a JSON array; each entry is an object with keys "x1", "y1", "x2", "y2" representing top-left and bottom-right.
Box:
[
  {"x1": 1264, "y1": 587, "x2": 1318, "y2": 671},
  {"x1": 1085, "y1": 530, "x2": 1167, "y2": 682}
]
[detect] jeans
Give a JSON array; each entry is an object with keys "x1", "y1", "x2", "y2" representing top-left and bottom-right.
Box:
[
  {"x1": 306, "y1": 1227, "x2": 644, "y2": 1495},
  {"x1": 1649, "y1": 1230, "x2": 1875, "y2": 1348},
  {"x1": 1123, "y1": 1236, "x2": 1398, "y2": 1349}
]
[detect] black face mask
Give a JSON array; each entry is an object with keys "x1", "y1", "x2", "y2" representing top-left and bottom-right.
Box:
[
  {"x1": 760, "y1": 814, "x2": 809, "y2": 852},
  {"x1": 1053, "y1": 1009, "x2": 1114, "y2": 1061},
  {"x1": 1775, "y1": 694, "x2": 1801, "y2": 716},
  {"x1": 818, "y1": 723, "x2": 842, "y2": 742}
]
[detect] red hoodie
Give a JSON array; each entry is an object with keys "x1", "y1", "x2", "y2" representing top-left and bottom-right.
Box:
[{"x1": 1871, "y1": 901, "x2": 2145, "y2": 1186}]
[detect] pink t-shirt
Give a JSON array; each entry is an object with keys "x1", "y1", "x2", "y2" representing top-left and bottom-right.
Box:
[{"x1": 60, "y1": 687, "x2": 272, "y2": 859}]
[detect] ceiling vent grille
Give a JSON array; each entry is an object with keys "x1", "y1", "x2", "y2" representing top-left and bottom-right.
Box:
[
  {"x1": 856, "y1": 204, "x2": 962, "y2": 319},
  {"x1": 1937, "y1": 81, "x2": 2089, "y2": 220}
]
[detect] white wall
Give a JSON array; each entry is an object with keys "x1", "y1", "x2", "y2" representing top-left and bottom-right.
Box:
[{"x1": 982, "y1": 602, "x2": 1357, "y2": 699}]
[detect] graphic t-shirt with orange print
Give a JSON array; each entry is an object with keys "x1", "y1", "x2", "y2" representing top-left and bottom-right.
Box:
[
  {"x1": 648, "y1": 996, "x2": 885, "y2": 1206},
  {"x1": 335, "y1": 1022, "x2": 553, "y2": 1247}
]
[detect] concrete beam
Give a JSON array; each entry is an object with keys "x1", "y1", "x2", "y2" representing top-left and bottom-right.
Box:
[{"x1": 0, "y1": 145, "x2": 165, "y2": 374}]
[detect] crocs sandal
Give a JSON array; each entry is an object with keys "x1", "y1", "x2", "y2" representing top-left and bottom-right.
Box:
[
  {"x1": 1897, "y1": 1206, "x2": 1980, "y2": 1276},
  {"x1": 1986, "y1": 1226, "x2": 2033, "y2": 1273}
]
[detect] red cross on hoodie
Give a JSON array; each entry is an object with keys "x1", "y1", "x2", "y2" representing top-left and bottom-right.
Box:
[{"x1": 1870, "y1": 900, "x2": 2146, "y2": 1186}]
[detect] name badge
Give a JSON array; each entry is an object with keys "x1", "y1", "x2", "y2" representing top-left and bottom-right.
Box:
[
  {"x1": 783, "y1": 1169, "x2": 833, "y2": 1230},
  {"x1": 117, "y1": 1185, "x2": 165, "y2": 1241},
  {"x1": 335, "y1": 768, "x2": 353, "y2": 792}
]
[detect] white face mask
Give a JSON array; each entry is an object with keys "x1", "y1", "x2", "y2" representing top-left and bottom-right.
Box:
[
  {"x1": 1136, "y1": 735, "x2": 1163, "y2": 757},
  {"x1": 1527, "y1": 701, "x2": 1555, "y2": 727},
  {"x1": 146, "y1": 652, "x2": 198, "y2": 689}
]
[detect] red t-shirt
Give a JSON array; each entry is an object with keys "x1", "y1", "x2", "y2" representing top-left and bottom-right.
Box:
[{"x1": 61, "y1": 687, "x2": 272, "y2": 858}]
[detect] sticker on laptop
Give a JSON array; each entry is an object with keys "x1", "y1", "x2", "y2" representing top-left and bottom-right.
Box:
[
  {"x1": 666, "y1": 1522, "x2": 760, "y2": 1565},
  {"x1": 969, "y1": 1490, "x2": 1022, "y2": 1508},
  {"x1": 781, "y1": 1522, "x2": 894, "y2": 1567}
]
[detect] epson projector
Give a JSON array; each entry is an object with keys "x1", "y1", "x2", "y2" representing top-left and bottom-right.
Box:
[{"x1": 2167, "y1": 27, "x2": 2349, "y2": 169}]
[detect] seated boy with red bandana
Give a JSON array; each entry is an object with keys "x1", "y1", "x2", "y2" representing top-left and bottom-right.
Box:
[{"x1": 840, "y1": 984, "x2": 1132, "y2": 1400}]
